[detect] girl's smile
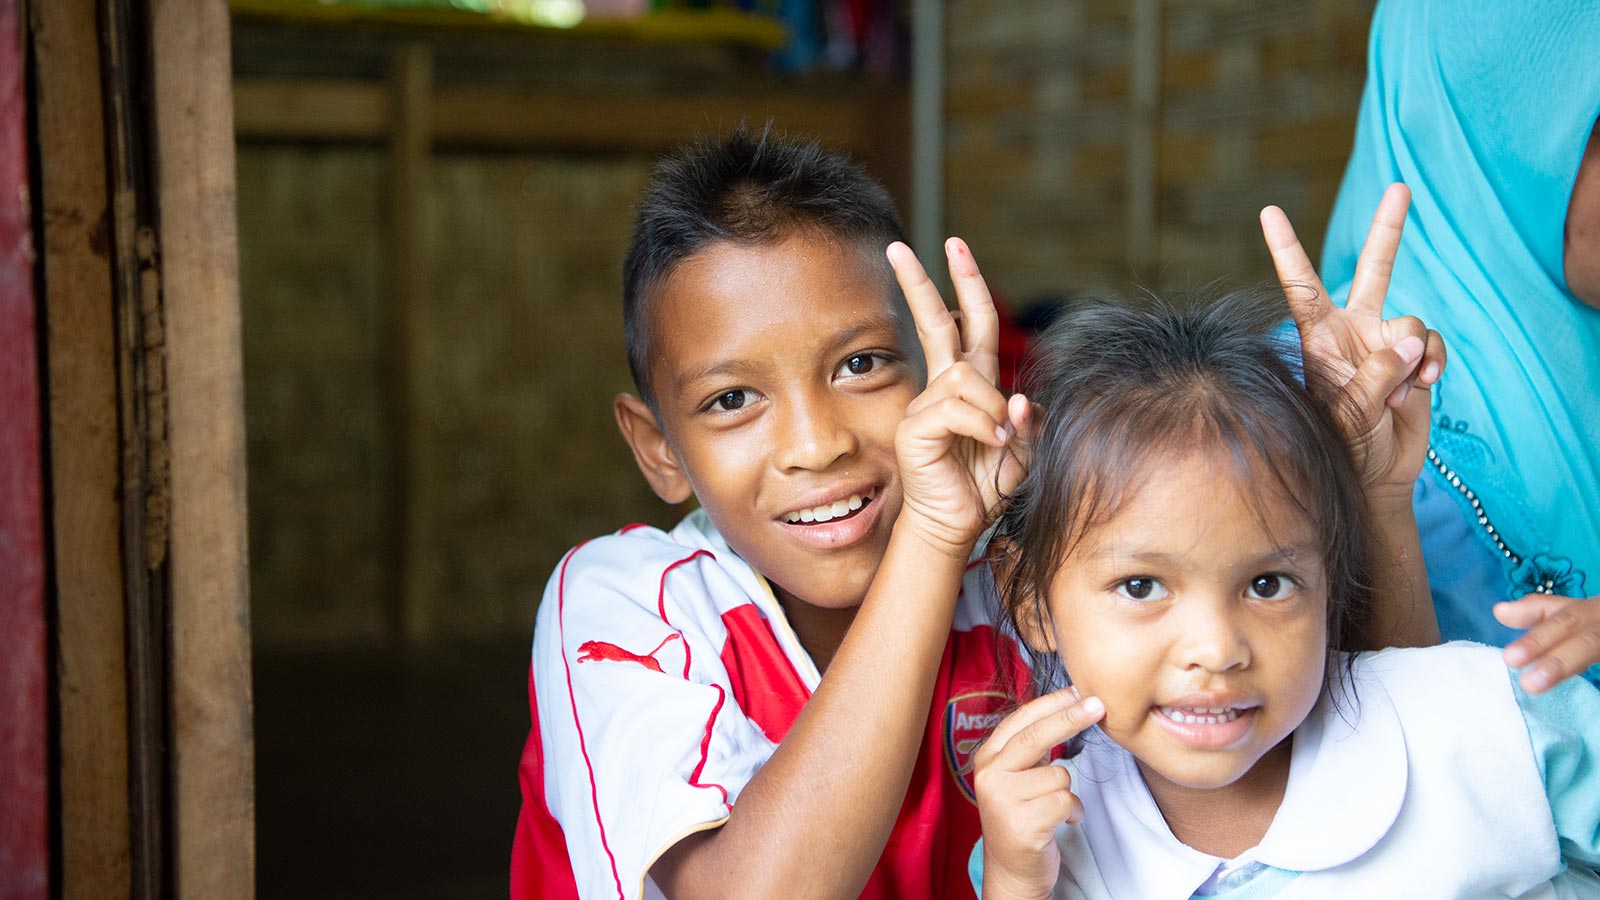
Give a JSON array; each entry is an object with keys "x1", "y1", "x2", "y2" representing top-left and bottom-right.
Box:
[{"x1": 1151, "y1": 701, "x2": 1258, "y2": 750}]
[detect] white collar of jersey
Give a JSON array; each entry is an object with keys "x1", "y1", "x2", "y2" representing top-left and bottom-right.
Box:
[
  {"x1": 670, "y1": 508, "x2": 825, "y2": 689},
  {"x1": 1070, "y1": 656, "x2": 1406, "y2": 899}
]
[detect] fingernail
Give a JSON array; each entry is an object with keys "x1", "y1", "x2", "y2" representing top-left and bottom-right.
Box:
[
  {"x1": 1394, "y1": 336, "x2": 1424, "y2": 365},
  {"x1": 1066, "y1": 685, "x2": 1082, "y2": 701},
  {"x1": 1503, "y1": 645, "x2": 1529, "y2": 666},
  {"x1": 1422, "y1": 361, "x2": 1441, "y2": 383},
  {"x1": 1081, "y1": 696, "x2": 1104, "y2": 716},
  {"x1": 994, "y1": 425, "x2": 1009, "y2": 444},
  {"x1": 1395, "y1": 383, "x2": 1410, "y2": 405},
  {"x1": 1526, "y1": 665, "x2": 1557, "y2": 693}
]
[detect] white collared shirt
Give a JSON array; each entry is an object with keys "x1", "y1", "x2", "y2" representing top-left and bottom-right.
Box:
[{"x1": 1033, "y1": 644, "x2": 1600, "y2": 899}]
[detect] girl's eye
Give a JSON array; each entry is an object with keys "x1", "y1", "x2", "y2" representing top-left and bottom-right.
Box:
[
  {"x1": 1115, "y1": 577, "x2": 1168, "y2": 601},
  {"x1": 711, "y1": 390, "x2": 748, "y2": 411},
  {"x1": 1247, "y1": 573, "x2": 1297, "y2": 601}
]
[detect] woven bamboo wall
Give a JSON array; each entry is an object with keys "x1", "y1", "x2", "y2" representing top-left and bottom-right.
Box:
[
  {"x1": 240, "y1": 148, "x2": 395, "y2": 645},
  {"x1": 946, "y1": 0, "x2": 1375, "y2": 301},
  {"x1": 239, "y1": 148, "x2": 672, "y2": 646}
]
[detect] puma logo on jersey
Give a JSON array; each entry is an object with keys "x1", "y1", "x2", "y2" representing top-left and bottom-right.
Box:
[{"x1": 576, "y1": 633, "x2": 681, "y2": 673}]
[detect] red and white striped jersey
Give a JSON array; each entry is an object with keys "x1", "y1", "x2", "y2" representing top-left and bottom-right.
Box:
[{"x1": 511, "y1": 508, "x2": 1023, "y2": 900}]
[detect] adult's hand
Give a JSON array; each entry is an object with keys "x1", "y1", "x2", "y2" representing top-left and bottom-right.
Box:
[{"x1": 1497, "y1": 593, "x2": 1600, "y2": 693}]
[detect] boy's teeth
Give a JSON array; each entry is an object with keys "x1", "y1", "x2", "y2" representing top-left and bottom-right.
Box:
[
  {"x1": 1160, "y1": 706, "x2": 1242, "y2": 725},
  {"x1": 785, "y1": 491, "x2": 870, "y2": 524}
]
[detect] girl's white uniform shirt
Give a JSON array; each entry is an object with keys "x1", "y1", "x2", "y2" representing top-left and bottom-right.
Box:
[{"x1": 1052, "y1": 643, "x2": 1600, "y2": 899}]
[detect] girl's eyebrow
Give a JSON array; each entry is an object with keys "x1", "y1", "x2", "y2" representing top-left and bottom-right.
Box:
[{"x1": 1083, "y1": 543, "x2": 1318, "y2": 568}]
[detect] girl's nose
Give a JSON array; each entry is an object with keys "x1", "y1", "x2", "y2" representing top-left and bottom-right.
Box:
[{"x1": 1174, "y1": 597, "x2": 1251, "y2": 673}]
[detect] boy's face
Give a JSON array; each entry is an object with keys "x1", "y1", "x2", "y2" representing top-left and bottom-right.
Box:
[{"x1": 629, "y1": 233, "x2": 923, "y2": 612}]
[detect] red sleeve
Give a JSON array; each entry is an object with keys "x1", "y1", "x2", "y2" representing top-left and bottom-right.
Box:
[{"x1": 511, "y1": 663, "x2": 580, "y2": 900}]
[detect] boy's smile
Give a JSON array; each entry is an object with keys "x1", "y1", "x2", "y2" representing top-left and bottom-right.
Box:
[{"x1": 627, "y1": 232, "x2": 923, "y2": 626}]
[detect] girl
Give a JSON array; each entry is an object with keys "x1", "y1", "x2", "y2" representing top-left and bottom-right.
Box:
[{"x1": 971, "y1": 288, "x2": 1600, "y2": 898}]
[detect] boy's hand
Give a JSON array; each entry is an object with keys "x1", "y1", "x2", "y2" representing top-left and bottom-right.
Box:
[
  {"x1": 974, "y1": 690, "x2": 1105, "y2": 900},
  {"x1": 887, "y1": 238, "x2": 1031, "y2": 560},
  {"x1": 1260, "y1": 183, "x2": 1447, "y2": 501},
  {"x1": 1497, "y1": 594, "x2": 1600, "y2": 693}
]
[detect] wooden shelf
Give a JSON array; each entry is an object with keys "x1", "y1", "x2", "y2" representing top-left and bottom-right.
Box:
[
  {"x1": 233, "y1": 76, "x2": 874, "y2": 152},
  {"x1": 228, "y1": 0, "x2": 789, "y2": 50}
]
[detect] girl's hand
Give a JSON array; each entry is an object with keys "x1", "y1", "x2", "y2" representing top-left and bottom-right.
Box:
[
  {"x1": 974, "y1": 690, "x2": 1106, "y2": 900},
  {"x1": 1497, "y1": 594, "x2": 1600, "y2": 693},
  {"x1": 1260, "y1": 184, "x2": 1447, "y2": 501},
  {"x1": 887, "y1": 239, "x2": 1031, "y2": 560}
]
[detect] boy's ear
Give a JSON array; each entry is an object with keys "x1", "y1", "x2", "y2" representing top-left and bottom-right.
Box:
[
  {"x1": 988, "y1": 535, "x2": 1057, "y2": 654},
  {"x1": 614, "y1": 392, "x2": 693, "y2": 505}
]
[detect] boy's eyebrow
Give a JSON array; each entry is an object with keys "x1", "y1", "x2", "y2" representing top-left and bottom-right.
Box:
[
  {"x1": 821, "y1": 313, "x2": 907, "y2": 356},
  {"x1": 673, "y1": 313, "x2": 907, "y2": 388},
  {"x1": 675, "y1": 358, "x2": 764, "y2": 388}
]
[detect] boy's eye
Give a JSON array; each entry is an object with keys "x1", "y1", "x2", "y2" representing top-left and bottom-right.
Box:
[
  {"x1": 1115, "y1": 577, "x2": 1168, "y2": 601},
  {"x1": 1247, "y1": 574, "x2": 1296, "y2": 601},
  {"x1": 837, "y1": 353, "x2": 885, "y2": 378},
  {"x1": 711, "y1": 390, "x2": 748, "y2": 411}
]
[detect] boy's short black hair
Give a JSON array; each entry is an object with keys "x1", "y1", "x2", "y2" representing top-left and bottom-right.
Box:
[{"x1": 621, "y1": 125, "x2": 910, "y2": 411}]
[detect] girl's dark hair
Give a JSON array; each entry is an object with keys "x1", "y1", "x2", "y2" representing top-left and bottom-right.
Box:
[
  {"x1": 621, "y1": 124, "x2": 909, "y2": 412},
  {"x1": 994, "y1": 289, "x2": 1374, "y2": 700}
]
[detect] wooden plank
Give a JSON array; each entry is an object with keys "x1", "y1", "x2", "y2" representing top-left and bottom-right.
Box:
[
  {"x1": 390, "y1": 43, "x2": 437, "y2": 646},
  {"x1": 429, "y1": 87, "x2": 865, "y2": 152},
  {"x1": 232, "y1": 76, "x2": 868, "y2": 152},
  {"x1": 0, "y1": 0, "x2": 48, "y2": 895},
  {"x1": 1125, "y1": 0, "x2": 1162, "y2": 271},
  {"x1": 146, "y1": 0, "x2": 256, "y2": 896},
  {"x1": 228, "y1": 0, "x2": 788, "y2": 50},
  {"x1": 232, "y1": 78, "x2": 387, "y2": 142},
  {"x1": 28, "y1": 0, "x2": 134, "y2": 895}
]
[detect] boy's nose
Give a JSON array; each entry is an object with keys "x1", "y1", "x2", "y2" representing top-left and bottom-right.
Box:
[{"x1": 773, "y1": 394, "x2": 858, "y2": 472}]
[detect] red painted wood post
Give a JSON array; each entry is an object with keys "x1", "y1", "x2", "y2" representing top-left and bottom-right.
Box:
[{"x1": 0, "y1": 0, "x2": 49, "y2": 896}]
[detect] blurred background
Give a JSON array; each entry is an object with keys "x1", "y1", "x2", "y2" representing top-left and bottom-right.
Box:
[{"x1": 233, "y1": 0, "x2": 1375, "y2": 895}]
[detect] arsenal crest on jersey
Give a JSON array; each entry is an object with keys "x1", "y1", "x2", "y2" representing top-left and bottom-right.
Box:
[{"x1": 942, "y1": 690, "x2": 1011, "y2": 803}]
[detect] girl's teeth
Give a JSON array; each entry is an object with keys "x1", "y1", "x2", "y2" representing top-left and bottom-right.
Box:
[
  {"x1": 1161, "y1": 706, "x2": 1242, "y2": 725},
  {"x1": 785, "y1": 491, "x2": 872, "y2": 524}
]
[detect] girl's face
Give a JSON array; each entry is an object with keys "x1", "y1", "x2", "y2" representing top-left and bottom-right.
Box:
[{"x1": 1039, "y1": 449, "x2": 1328, "y2": 799}]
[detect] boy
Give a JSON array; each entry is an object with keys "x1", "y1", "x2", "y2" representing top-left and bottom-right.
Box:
[{"x1": 511, "y1": 129, "x2": 1030, "y2": 899}]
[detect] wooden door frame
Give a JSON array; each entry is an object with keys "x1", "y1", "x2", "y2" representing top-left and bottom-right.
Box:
[{"x1": 29, "y1": 0, "x2": 255, "y2": 896}]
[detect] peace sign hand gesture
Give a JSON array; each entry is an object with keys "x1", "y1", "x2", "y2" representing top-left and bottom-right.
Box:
[
  {"x1": 887, "y1": 238, "x2": 1031, "y2": 561},
  {"x1": 1260, "y1": 183, "x2": 1447, "y2": 502}
]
